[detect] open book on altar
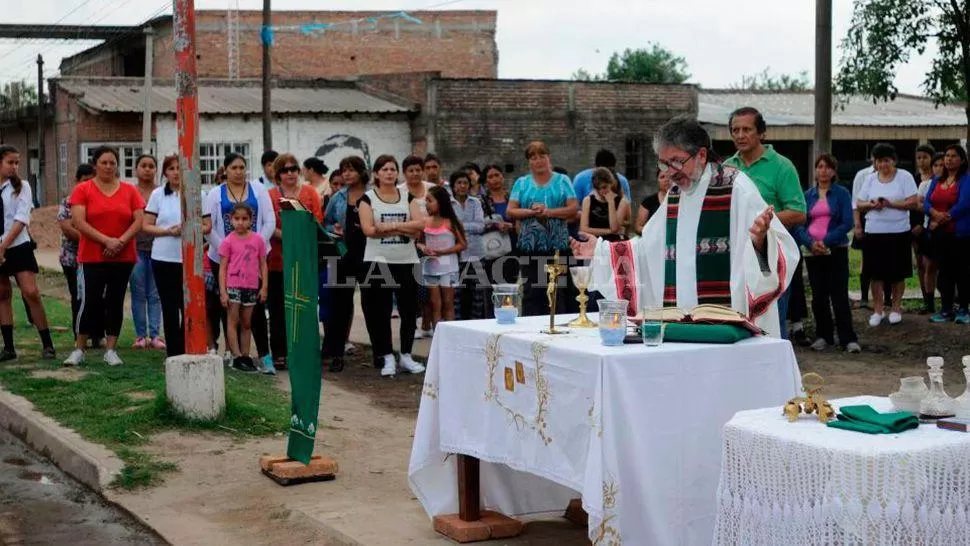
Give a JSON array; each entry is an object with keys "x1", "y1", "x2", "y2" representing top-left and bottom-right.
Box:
[{"x1": 638, "y1": 304, "x2": 765, "y2": 335}]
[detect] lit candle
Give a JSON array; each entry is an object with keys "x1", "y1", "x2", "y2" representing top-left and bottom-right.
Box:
[
  {"x1": 599, "y1": 313, "x2": 626, "y2": 346},
  {"x1": 502, "y1": 295, "x2": 514, "y2": 308}
]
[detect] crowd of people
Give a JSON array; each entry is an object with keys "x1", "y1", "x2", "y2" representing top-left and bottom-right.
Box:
[{"x1": 0, "y1": 105, "x2": 965, "y2": 372}]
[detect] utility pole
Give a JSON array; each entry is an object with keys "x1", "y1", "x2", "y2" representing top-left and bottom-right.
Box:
[
  {"x1": 173, "y1": 0, "x2": 207, "y2": 355},
  {"x1": 142, "y1": 26, "x2": 154, "y2": 155},
  {"x1": 261, "y1": 0, "x2": 272, "y2": 151},
  {"x1": 814, "y1": 0, "x2": 833, "y2": 159},
  {"x1": 36, "y1": 55, "x2": 45, "y2": 205}
]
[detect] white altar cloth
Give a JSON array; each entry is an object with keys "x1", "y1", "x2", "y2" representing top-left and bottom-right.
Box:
[
  {"x1": 408, "y1": 314, "x2": 801, "y2": 545},
  {"x1": 714, "y1": 395, "x2": 970, "y2": 545}
]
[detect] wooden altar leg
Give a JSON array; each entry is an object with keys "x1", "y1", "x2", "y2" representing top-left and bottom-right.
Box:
[
  {"x1": 563, "y1": 498, "x2": 588, "y2": 527},
  {"x1": 432, "y1": 454, "x2": 524, "y2": 543}
]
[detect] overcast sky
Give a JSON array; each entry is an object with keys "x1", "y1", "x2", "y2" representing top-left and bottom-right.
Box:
[{"x1": 0, "y1": 0, "x2": 936, "y2": 95}]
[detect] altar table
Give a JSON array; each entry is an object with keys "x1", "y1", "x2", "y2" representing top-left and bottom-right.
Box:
[
  {"x1": 715, "y1": 395, "x2": 970, "y2": 545},
  {"x1": 408, "y1": 314, "x2": 801, "y2": 544}
]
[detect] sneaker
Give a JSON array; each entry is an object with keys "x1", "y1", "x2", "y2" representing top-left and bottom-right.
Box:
[
  {"x1": 103, "y1": 350, "x2": 124, "y2": 367},
  {"x1": 414, "y1": 329, "x2": 433, "y2": 340},
  {"x1": 262, "y1": 363, "x2": 277, "y2": 376},
  {"x1": 41, "y1": 346, "x2": 56, "y2": 360},
  {"x1": 231, "y1": 355, "x2": 259, "y2": 373},
  {"x1": 328, "y1": 356, "x2": 345, "y2": 373},
  {"x1": 132, "y1": 337, "x2": 147, "y2": 349},
  {"x1": 846, "y1": 342, "x2": 862, "y2": 354},
  {"x1": 810, "y1": 338, "x2": 829, "y2": 351},
  {"x1": 790, "y1": 328, "x2": 810, "y2": 347},
  {"x1": 149, "y1": 337, "x2": 166, "y2": 350},
  {"x1": 888, "y1": 311, "x2": 903, "y2": 325},
  {"x1": 344, "y1": 342, "x2": 358, "y2": 354},
  {"x1": 956, "y1": 311, "x2": 970, "y2": 325},
  {"x1": 63, "y1": 349, "x2": 84, "y2": 367},
  {"x1": 261, "y1": 354, "x2": 277, "y2": 375},
  {"x1": 380, "y1": 354, "x2": 397, "y2": 377},
  {"x1": 930, "y1": 311, "x2": 953, "y2": 323},
  {"x1": 398, "y1": 353, "x2": 426, "y2": 374},
  {"x1": 0, "y1": 348, "x2": 16, "y2": 362},
  {"x1": 868, "y1": 313, "x2": 885, "y2": 327}
]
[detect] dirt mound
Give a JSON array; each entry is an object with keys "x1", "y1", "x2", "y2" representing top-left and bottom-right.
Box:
[{"x1": 30, "y1": 206, "x2": 62, "y2": 251}]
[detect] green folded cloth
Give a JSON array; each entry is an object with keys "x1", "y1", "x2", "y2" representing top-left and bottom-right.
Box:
[
  {"x1": 658, "y1": 322, "x2": 754, "y2": 344},
  {"x1": 826, "y1": 404, "x2": 919, "y2": 434}
]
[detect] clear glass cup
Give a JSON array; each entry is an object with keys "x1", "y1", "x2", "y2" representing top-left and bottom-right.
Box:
[{"x1": 641, "y1": 307, "x2": 664, "y2": 347}]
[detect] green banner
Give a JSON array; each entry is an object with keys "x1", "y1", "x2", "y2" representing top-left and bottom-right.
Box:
[{"x1": 282, "y1": 210, "x2": 322, "y2": 464}]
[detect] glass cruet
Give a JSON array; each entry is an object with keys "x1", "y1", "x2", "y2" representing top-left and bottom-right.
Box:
[{"x1": 920, "y1": 356, "x2": 955, "y2": 419}]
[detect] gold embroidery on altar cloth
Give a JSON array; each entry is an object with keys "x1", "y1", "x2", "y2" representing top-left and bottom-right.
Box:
[
  {"x1": 515, "y1": 361, "x2": 526, "y2": 384},
  {"x1": 592, "y1": 478, "x2": 621, "y2": 545},
  {"x1": 482, "y1": 334, "x2": 553, "y2": 445},
  {"x1": 422, "y1": 381, "x2": 438, "y2": 400}
]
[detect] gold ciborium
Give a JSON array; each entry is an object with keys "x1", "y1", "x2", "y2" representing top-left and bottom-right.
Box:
[
  {"x1": 784, "y1": 372, "x2": 835, "y2": 423},
  {"x1": 567, "y1": 266, "x2": 597, "y2": 328}
]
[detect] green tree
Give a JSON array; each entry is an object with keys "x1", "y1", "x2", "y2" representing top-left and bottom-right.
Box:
[
  {"x1": 603, "y1": 44, "x2": 691, "y2": 84},
  {"x1": 0, "y1": 81, "x2": 37, "y2": 115},
  {"x1": 570, "y1": 68, "x2": 600, "y2": 81},
  {"x1": 732, "y1": 67, "x2": 811, "y2": 91},
  {"x1": 835, "y1": 0, "x2": 970, "y2": 141}
]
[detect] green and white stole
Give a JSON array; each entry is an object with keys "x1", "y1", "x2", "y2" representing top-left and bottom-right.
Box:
[{"x1": 663, "y1": 166, "x2": 736, "y2": 306}]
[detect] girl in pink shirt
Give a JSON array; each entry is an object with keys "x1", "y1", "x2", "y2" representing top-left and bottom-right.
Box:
[{"x1": 218, "y1": 203, "x2": 268, "y2": 371}]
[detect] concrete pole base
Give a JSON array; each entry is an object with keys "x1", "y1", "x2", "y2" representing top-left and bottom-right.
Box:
[{"x1": 164, "y1": 354, "x2": 226, "y2": 421}]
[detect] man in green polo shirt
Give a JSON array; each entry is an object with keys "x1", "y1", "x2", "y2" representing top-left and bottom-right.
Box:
[{"x1": 724, "y1": 106, "x2": 806, "y2": 340}]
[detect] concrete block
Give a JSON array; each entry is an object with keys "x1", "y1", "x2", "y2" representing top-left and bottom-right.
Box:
[
  {"x1": 164, "y1": 354, "x2": 225, "y2": 421},
  {"x1": 432, "y1": 511, "x2": 523, "y2": 543}
]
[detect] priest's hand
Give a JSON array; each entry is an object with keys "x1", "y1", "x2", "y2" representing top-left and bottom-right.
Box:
[
  {"x1": 570, "y1": 232, "x2": 598, "y2": 259},
  {"x1": 749, "y1": 206, "x2": 774, "y2": 251}
]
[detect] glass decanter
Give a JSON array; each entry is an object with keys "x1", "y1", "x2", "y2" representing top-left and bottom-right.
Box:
[
  {"x1": 954, "y1": 356, "x2": 970, "y2": 419},
  {"x1": 920, "y1": 356, "x2": 955, "y2": 419}
]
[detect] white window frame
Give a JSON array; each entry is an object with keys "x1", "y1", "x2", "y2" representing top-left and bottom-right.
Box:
[
  {"x1": 80, "y1": 142, "x2": 148, "y2": 180},
  {"x1": 199, "y1": 141, "x2": 251, "y2": 186}
]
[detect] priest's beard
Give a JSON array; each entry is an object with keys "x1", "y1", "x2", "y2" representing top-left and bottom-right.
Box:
[{"x1": 671, "y1": 163, "x2": 706, "y2": 196}]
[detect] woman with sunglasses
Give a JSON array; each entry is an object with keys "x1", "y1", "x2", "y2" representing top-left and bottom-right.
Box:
[{"x1": 266, "y1": 154, "x2": 323, "y2": 371}]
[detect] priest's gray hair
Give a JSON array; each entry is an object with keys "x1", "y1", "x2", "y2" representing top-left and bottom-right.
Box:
[{"x1": 652, "y1": 115, "x2": 712, "y2": 155}]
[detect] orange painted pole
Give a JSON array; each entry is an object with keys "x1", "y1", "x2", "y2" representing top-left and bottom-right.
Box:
[{"x1": 174, "y1": 0, "x2": 207, "y2": 354}]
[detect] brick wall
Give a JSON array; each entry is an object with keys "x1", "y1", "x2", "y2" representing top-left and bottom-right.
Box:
[
  {"x1": 427, "y1": 79, "x2": 697, "y2": 203},
  {"x1": 65, "y1": 10, "x2": 497, "y2": 80}
]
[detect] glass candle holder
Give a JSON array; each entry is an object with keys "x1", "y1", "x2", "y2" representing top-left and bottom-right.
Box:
[
  {"x1": 492, "y1": 284, "x2": 520, "y2": 325},
  {"x1": 598, "y1": 299, "x2": 628, "y2": 346}
]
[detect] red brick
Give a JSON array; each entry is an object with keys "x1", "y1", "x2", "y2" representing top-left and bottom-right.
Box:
[{"x1": 432, "y1": 511, "x2": 524, "y2": 543}]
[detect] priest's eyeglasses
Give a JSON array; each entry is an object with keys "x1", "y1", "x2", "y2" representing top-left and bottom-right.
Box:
[{"x1": 658, "y1": 152, "x2": 697, "y2": 173}]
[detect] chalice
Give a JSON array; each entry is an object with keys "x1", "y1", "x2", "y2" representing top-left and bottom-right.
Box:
[{"x1": 567, "y1": 266, "x2": 597, "y2": 328}]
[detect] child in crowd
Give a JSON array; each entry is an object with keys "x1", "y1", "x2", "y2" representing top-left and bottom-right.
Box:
[
  {"x1": 218, "y1": 203, "x2": 268, "y2": 373},
  {"x1": 417, "y1": 186, "x2": 466, "y2": 332}
]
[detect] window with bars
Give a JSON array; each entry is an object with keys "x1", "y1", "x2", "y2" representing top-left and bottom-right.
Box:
[
  {"x1": 625, "y1": 136, "x2": 644, "y2": 181},
  {"x1": 80, "y1": 143, "x2": 145, "y2": 180},
  {"x1": 199, "y1": 142, "x2": 251, "y2": 185}
]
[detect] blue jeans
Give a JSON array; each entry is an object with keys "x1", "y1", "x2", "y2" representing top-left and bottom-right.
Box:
[
  {"x1": 777, "y1": 284, "x2": 792, "y2": 340},
  {"x1": 129, "y1": 250, "x2": 161, "y2": 338}
]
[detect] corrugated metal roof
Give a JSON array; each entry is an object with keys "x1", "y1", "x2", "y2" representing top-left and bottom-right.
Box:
[
  {"x1": 58, "y1": 82, "x2": 410, "y2": 115},
  {"x1": 699, "y1": 90, "x2": 967, "y2": 127}
]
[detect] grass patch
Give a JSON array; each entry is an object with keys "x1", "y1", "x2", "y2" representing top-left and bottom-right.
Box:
[{"x1": 0, "y1": 291, "x2": 289, "y2": 490}]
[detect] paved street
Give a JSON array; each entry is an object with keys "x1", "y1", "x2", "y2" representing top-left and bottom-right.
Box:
[{"x1": 0, "y1": 428, "x2": 163, "y2": 546}]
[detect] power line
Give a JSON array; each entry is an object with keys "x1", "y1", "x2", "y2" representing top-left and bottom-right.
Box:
[{"x1": 0, "y1": 0, "x2": 100, "y2": 61}]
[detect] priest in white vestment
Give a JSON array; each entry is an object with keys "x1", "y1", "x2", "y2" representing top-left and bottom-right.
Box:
[{"x1": 570, "y1": 116, "x2": 799, "y2": 338}]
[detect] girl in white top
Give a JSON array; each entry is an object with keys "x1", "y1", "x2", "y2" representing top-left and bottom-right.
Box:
[
  {"x1": 142, "y1": 155, "x2": 192, "y2": 357},
  {"x1": 0, "y1": 145, "x2": 53, "y2": 361},
  {"x1": 359, "y1": 154, "x2": 426, "y2": 378}
]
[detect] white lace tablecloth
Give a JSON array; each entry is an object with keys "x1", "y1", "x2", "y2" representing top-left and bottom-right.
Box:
[
  {"x1": 408, "y1": 314, "x2": 802, "y2": 545},
  {"x1": 714, "y1": 395, "x2": 970, "y2": 545}
]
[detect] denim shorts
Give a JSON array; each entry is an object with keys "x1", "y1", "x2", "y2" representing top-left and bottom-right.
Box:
[{"x1": 423, "y1": 272, "x2": 459, "y2": 287}]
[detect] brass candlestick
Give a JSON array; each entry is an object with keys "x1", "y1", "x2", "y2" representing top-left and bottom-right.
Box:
[
  {"x1": 541, "y1": 251, "x2": 569, "y2": 334},
  {"x1": 568, "y1": 266, "x2": 597, "y2": 328}
]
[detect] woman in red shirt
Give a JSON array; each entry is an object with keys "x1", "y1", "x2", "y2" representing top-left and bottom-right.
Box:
[
  {"x1": 63, "y1": 146, "x2": 146, "y2": 367},
  {"x1": 267, "y1": 153, "x2": 322, "y2": 370}
]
